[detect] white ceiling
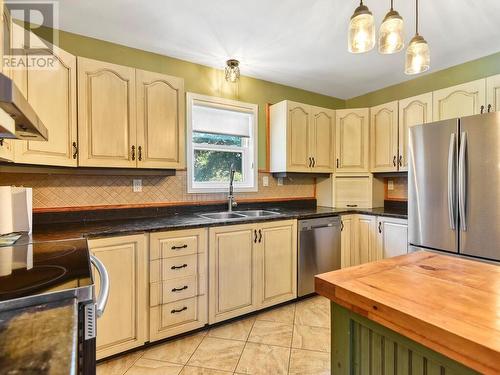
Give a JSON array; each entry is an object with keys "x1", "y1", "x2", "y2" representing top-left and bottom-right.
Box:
[{"x1": 46, "y1": 1, "x2": 500, "y2": 98}]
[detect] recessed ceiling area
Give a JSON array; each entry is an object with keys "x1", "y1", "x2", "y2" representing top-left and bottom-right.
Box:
[{"x1": 48, "y1": 0, "x2": 500, "y2": 99}]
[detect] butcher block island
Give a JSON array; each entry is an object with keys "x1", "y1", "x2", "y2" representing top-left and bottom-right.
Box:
[{"x1": 315, "y1": 251, "x2": 500, "y2": 375}]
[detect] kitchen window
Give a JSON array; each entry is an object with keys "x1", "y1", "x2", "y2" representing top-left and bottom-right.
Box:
[{"x1": 187, "y1": 93, "x2": 258, "y2": 193}]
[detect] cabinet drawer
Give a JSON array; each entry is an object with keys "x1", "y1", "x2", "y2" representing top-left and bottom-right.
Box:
[
  {"x1": 151, "y1": 235, "x2": 198, "y2": 260},
  {"x1": 162, "y1": 254, "x2": 197, "y2": 280},
  {"x1": 150, "y1": 276, "x2": 197, "y2": 306},
  {"x1": 160, "y1": 297, "x2": 197, "y2": 328}
]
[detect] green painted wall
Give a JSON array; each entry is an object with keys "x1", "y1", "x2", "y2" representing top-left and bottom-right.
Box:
[
  {"x1": 32, "y1": 27, "x2": 345, "y2": 169},
  {"x1": 346, "y1": 52, "x2": 500, "y2": 108}
]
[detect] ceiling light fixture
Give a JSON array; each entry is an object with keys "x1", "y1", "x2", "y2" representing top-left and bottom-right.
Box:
[
  {"x1": 378, "y1": 0, "x2": 404, "y2": 54},
  {"x1": 225, "y1": 59, "x2": 240, "y2": 83},
  {"x1": 348, "y1": 1, "x2": 375, "y2": 54},
  {"x1": 405, "y1": 0, "x2": 430, "y2": 75}
]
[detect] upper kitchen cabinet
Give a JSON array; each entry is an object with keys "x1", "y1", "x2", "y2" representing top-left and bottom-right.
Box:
[
  {"x1": 433, "y1": 79, "x2": 486, "y2": 121},
  {"x1": 486, "y1": 74, "x2": 500, "y2": 113},
  {"x1": 398, "y1": 93, "x2": 433, "y2": 171},
  {"x1": 15, "y1": 40, "x2": 77, "y2": 166},
  {"x1": 136, "y1": 69, "x2": 185, "y2": 169},
  {"x1": 270, "y1": 100, "x2": 334, "y2": 173},
  {"x1": 370, "y1": 101, "x2": 398, "y2": 173},
  {"x1": 0, "y1": 139, "x2": 14, "y2": 161},
  {"x1": 78, "y1": 57, "x2": 137, "y2": 168},
  {"x1": 335, "y1": 108, "x2": 369, "y2": 173}
]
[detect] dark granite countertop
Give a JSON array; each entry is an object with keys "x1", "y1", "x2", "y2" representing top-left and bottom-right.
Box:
[
  {"x1": 0, "y1": 298, "x2": 77, "y2": 374},
  {"x1": 31, "y1": 203, "x2": 407, "y2": 242}
]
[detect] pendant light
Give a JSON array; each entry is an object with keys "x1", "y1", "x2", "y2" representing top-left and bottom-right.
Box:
[
  {"x1": 378, "y1": 0, "x2": 404, "y2": 54},
  {"x1": 348, "y1": 1, "x2": 375, "y2": 53},
  {"x1": 225, "y1": 59, "x2": 240, "y2": 83},
  {"x1": 405, "y1": 0, "x2": 430, "y2": 75}
]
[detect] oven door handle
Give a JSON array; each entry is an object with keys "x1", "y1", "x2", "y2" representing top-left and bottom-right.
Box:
[{"x1": 90, "y1": 255, "x2": 110, "y2": 318}]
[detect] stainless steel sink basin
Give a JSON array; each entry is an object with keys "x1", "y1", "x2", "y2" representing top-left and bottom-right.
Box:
[
  {"x1": 235, "y1": 210, "x2": 280, "y2": 217},
  {"x1": 199, "y1": 212, "x2": 247, "y2": 220},
  {"x1": 199, "y1": 210, "x2": 280, "y2": 220}
]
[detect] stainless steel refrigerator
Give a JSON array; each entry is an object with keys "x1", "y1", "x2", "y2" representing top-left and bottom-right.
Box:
[{"x1": 408, "y1": 112, "x2": 500, "y2": 262}]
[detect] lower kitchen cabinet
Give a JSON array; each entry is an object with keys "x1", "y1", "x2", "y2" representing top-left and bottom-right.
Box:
[
  {"x1": 88, "y1": 234, "x2": 148, "y2": 360},
  {"x1": 341, "y1": 215, "x2": 407, "y2": 268},
  {"x1": 208, "y1": 220, "x2": 297, "y2": 324},
  {"x1": 149, "y1": 228, "x2": 208, "y2": 342},
  {"x1": 376, "y1": 217, "x2": 408, "y2": 259}
]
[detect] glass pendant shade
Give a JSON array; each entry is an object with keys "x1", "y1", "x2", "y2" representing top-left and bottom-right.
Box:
[
  {"x1": 225, "y1": 59, "x2": 240, "y2": 83},
  {"x1": 405, "y1": 35, "x2": 430, "y2": 75},
  {"x1": 348, "y1": 3, "x2": 375, "y2": 53},
  {"x1": 378, "y1": 10, "x2": 404, "y2": 54}
]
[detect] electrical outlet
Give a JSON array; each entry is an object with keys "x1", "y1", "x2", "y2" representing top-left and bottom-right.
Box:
[
  {"x1": 388, "y1": 180, "x2": 394, "y2": 191},
  {"x1": 262, "y1": 176, "x2": 269, "y2": 187},
  {"x1": 277, "y1": 177, "x2": 284, "y2": 186},
  {"x1": 133, "y1": 179, "x2": 142, "y2": 193}
]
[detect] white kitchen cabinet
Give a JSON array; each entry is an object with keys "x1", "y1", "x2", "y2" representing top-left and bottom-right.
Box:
[
  {"x1": 149, "y1": 228, "x2": 208, "y2": 342},
  {"x1": 370, "y1": 101, "x2": 399, "y2": 172},
  {"x1": 208, "y1": 220, "x2": 297, "y2": 324},
  {"x1": 376, "y1": 217, "x2": 408, "y2": 259},
  {"x1": 356, "y1": 215, "x2": 377, "y2": 264},
  {"x1": 340, "y1": 215, "x2": 355, "y2": 268},
  {"x1": 486, "y1": 74, "x2": 500, "y2": 113},
  {"x1": 398, "y1": 93, "x2": 433, "y2": 171},
  {"x1": 88, "y1": 234, "x2": 148, "y2": 360},
  {"x1": 270, "y1": 101, "x2": 334, "y2": 173},
  {"x1": 0, "y1": 139, "x2": 14, "y2": 162},
  {"x1": 334, "y1": 175, "x2": 384, "y2": 209},
  {"x1": 335, "y1": 108, "x2": 369, "y2": 173},
  {"x1": 433, "y1": 79, "x2": 486, "y2": 121}
]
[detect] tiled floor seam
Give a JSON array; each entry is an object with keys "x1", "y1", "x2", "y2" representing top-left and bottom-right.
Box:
[
  {"x1": 232, "y1": 317, "x2": 257, "y2": 374},
  {"x1": 122, "y1": 350, "x2": 146, "y2": 375},
  {"x1": 287, "y1": 303, "x2": 298, "y2": 374}
]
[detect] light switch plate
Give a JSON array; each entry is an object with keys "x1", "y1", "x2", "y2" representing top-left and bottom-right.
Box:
[
  {"x1": 133, "y1": 179, "x2": 142, "y2": 192},
  {"x1": 277, "y1": 177, "x2": 284, "y2": 186},
  {"x1": 388, "y1": 180, "x2": 394, "y2": 191},
  {"x1": 262, "y1": 176, "x2": 269, "y2": 187}
]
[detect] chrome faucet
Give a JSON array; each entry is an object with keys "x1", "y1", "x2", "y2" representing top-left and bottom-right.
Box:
[{"x1": 228, "y1": 165, "x2": 237, "y2": 212}]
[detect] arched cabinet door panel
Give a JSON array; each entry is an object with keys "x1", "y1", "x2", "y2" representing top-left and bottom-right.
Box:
[
  {"x1": 370, "y1": 101, "x2": 398, "y2": 173},
  {"x1": 335, "y1": 108, "x2": 369, "y2": 173},
  {"x1": 136, "y1": 69, "x2": 185, "y2": 169},
  {"x1": 77, "y1": 57, "x2": 137, "y2": 168},
  {"x1": 433, "y1": 79, "x2": 486, "y2": 121}
]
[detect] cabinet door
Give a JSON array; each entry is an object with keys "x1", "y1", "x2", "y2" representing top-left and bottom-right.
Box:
[
  {"x1": 486, "y1": 74, "x2": 500, "y2": 113},
  {"x1": 433, "y1": 79, "x2": 486, "y2": 121},
  {"x1": 340, "y1": 215, "x2": 354, "y2": 268},
  {"x1": 356, "y1": 215, "x2": 377, "y2": 264},
  {"x1": 370, "y1": 101, "x2": 398, "y2": 172},
  {"x1": 287, "y1": 101, "x2": 311, "y2": 172},
  {"x1": 377, "y1": 217, "x2": 408, "y2": 259},
  {"x1": 10, "y1": 21, "x2": 27, "y2": 97},
  {"x1": 398, "y1": 93, "x2": 433, "y2": 172},
  {"x1": 258, "y1": 220, "x2": 297, "y2": 308},
  {"x1": 310, "y1": 106, "x2": 335, "y2": 172},
  {"x1": 15, "y1": 40, "x2": 77, "y2": 166},
  {"x1": 88, "y1": 234, "x2": 147, "y2": 360},
  {"x1": 209, "y1": 224, "x2": 257, "y2": 323},
  {"x1": 136, "y1": 69, "x2": 185, "y2": 169},
  {"x1": 335, "y1": 108, "x2": 369, "y2": 173},
  {"x1": 77, "y1": 57, "x2": 137, "y2": 167},
  {"x1": 0, "y1": 139, "x2": 14, "y2": 162}
]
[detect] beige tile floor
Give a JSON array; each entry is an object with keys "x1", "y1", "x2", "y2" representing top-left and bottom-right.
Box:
[{"x1": 97, "y1": 295, "x2": 331, "y2": 375}]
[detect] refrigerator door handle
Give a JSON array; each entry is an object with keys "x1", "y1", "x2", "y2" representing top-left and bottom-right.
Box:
[
  {"x1": 458, "y1": 132, "x2": 468, "y2": 232},
  {"x1": 447, "y1": 133, "x2": 457, "y2": 230}
]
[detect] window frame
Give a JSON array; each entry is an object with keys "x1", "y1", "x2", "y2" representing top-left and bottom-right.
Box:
[{"x1": 186, "y1": 92, "x2": 258, "y2": 193}]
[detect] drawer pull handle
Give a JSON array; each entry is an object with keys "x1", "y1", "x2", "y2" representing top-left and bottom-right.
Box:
[
  {"x1": 171, "y1": 264, "x2": 188, "y2": 270},
  {"x1": 171, "y1": 285, "x2": 188, "y2": 292},
  {"x1": 171, "y1": 306, "x2": 187, "y2": 314},
  {"x1": 258, "y1": 229, "x2": 262, "y2": 243},
  {"x1": 346, "y1": 204, "x2": 358, "y2": 207},
  {"x1": 171, "y1": 244, "x2": 188, "y2": 250}
]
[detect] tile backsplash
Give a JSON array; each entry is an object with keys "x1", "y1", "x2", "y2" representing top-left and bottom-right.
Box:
[
  {"x1": 385, "y1": 176, "x2": 408, "y2": 201},
  {"x1": 0, "y1": 171, "x2": 315, "y2": 210}
]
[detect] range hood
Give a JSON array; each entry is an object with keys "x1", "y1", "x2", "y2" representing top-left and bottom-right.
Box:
[{"x1": 0, "y1": 73, "x2": 48, "y2": 141}]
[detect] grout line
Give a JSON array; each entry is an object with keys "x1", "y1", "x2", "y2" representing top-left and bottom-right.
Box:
[
  {"x1": 287, "y1": 303, "x2": 297, "y2": 375},
  {"x1": 233, "y1": 316, "x2": 257, "y2": 373},
  {"x1": 122, "y1": 351, "x2": 146, "y2": 375},
  {"x1": 183, "y1": 328, "x2": 209, "y2": 367}
]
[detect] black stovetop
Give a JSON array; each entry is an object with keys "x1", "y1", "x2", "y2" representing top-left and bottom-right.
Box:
[{"x1": 0, "y1": 237, "x2": 92, "y2": 302}]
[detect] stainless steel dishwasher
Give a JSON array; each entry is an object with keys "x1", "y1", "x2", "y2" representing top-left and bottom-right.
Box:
[{"x1": 298, "y1": 216, "x2": 341, "y2": 297}]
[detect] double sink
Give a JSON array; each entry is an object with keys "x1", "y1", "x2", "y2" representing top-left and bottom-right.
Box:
[{"x1": 199, "y1": 210, "x2": 280, "y2": 221}]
